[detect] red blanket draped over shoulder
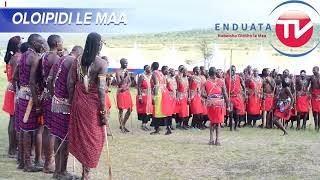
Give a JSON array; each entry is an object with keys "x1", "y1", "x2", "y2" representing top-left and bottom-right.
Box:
[
  {"x1": 247, "y1": 78, "x2": 262, "y2": 115},
  {"x1": 68, "y1": 59, "x2": 105, "y2": 168},
  {"x1": 225, "y1": 74, "x2": 245, "y2": 114}
]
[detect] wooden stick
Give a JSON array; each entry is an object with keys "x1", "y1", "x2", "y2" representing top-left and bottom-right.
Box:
[
  {"x1": 104, "y1": 126, "x2": 112, "y2": 180},
  {"x1": 23, "y1": 99, "x2": 33, "y2": 123}
]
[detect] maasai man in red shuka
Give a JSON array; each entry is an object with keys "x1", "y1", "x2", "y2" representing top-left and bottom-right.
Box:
[
  {"x1": 225, "y1": 65, "x2": 246, "y2": 131},
  {"x1": 116, "y1": 58, "x2": 133, "y2": 133},
  {"x1": 199, "y1": 66, "x2": 208, "y2": 129},
  {"x1": 150, "y1": 62, "x2": 171, "y2": 135},
  {"x1": 48, "y1": 46, "x2": 83, "y2": 179},
  {"x1": 295, "y1": 70, "x2": 310, "y2": 130},
  {"x1": 202, "y1": 67, "x2": 229, "y2": 146},
  {"x1": 136, "y1": 65, "x2": 153, "y2": 131},
  {"x1": 261, "y1": 68, "x2": 276, "y2": 128},
  {"x1": 310, "y1": 66, "x2": 320, "y2": 132},
  {"x1": 190, "y1": 66, "x2": 204, "y2": 129},
  {"x1": 68, "y1": 33, "x2": 108, "y2": 179},
  {"x1": 273, "y1": 78, "x2": 292, "y2": 135},
  {"x1": 176, "y1": 66, "x2": 190, "y2": 130},
  {"x1": 41, "y1": 34, "x2": 64, "y2": 173},
  {"x1": 15, "y1": 34, "x2": 46, "y2": 172},
  {"x1": 246, "y1": 68, "x2": 262, "y2": 127},
  {"x1": 3, "y1": 36, "x2": 21, "y2": 158}
]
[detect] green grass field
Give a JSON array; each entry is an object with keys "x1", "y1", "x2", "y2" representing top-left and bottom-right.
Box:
[{"x1": 1, "y1": 62, "x2": 320, "y2": 180}]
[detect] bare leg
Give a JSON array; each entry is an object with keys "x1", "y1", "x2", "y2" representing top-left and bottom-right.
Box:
[
  {"x1": 215, "y1": 124, "x2": 221, "y2": 146},
  {"x1": 8, "y1": 116, "x2": 17, "y2": 157},
  {"x1": 302, "y1": 113, "x2": 307, "y2": 130},
  {"x1": 229, "y1": 113, "x2": 233, "y2": 131},
  {"x1": 123, "y1": 108, "x2": 132, "y2": 132},
  {"x1": 313, "y1": 112, "x2": 318, "y2": 131},
  {"x1": 317, "y1": 113, "x2": 320, "y2": 132},
  {"x1": 35, "y1": 125, "x2": 44, "y2": 167},
  {"x1": 118, "y1": 109, "x2": 125, "y2": 133},
  {"x1": 273, "y1": 117, "x2": 288, "y2": 135},
  {"x1": 234, "y1": 112, "x2": 239, "y2": 131},
  {"x1": 43, "y1": 132, "x2": 55, "y2": 173},
  {"x1": 82, "y1": 165, "x2": 90, "y2": 180},
  {"x1": 53, "y1": 138, "x2": 61, "y2": 179},
  {"x1": 296, "y1": 113, "x2": 301, "y2": 130},
  {"x1": 208, "y1": 123, "x2": 214, "y2": 145}
]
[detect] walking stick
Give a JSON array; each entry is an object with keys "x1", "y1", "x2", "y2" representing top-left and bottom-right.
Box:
[
  {"x1": 54, "y1": 132, "x2": 69, "y2": 157},
  {"x1": 104, "y1": 125, "x2": 112, "y2": 180},
  {"x1": 228, "y1": 49, "x2": 233, "y2": 128}
]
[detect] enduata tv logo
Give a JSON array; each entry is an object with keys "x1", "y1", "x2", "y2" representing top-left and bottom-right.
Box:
[{"x1": 270, "y1": 0, "x2": 320, "y2": 57}]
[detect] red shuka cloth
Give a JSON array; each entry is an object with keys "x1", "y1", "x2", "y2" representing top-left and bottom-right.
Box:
[
  {"x1": 117, "y1": 90, "x2": 133, "y2": 109},
  {"x1": 205, "y1": 79, "x2": 225, "y2": 123},
  {"x1": 190, "y1": 76, "x2": 204, "y2": 115},
  {"x1": 136, "y1": 78, "x2": 153, "y2": 114},
  {"x1": 225, "y1": 74, "x2": 245, "y2": 114},
  {"x1": 247, "y1": 79, "x2": 262, "y2": 115},
  {"x1": 167, "y1": 77, "x2": 179, "y2": 115},
  {"x1": 311, "y1": 89, "x2": 320, "y2": 112},
  {"x1": 261, "y1": 93, "x2": 274, "y2": 111},
  {"x1": 2, "y1": 90, "x2": 15, "y2": 115},
  {"x1": 177, "y1": 77, "x2": 189, "y2": 118},
  {"x1": 296, "y1": 95, "x2": 309, "y2": 113},
  {"x1": 68, "y1": 60, "x2": 105, "y2": 168}
]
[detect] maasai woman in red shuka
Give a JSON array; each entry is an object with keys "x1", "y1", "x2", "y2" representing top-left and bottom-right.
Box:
[
  {"x1": 136, "y1": 65, "x2": 153, "y2": 131},
  {"x1": 203, "y1": 67, "x2": 228, "y2": 146},
  {"x1": 2, "y1": 36, "x2": 21, "y2": 158},
  {"x1": 68, "y1": 33, "x2": 108, "y2": 179},
  {"x1": 190, "y1": 67, "x2": 204, "y2": 129},
  {"x1": 246, "y1": 69, "x2": 262, "y2": 127},
  {"x1": 167, "y1": 68, "x2": 179, "y2": 129},
  {"x1": 150, "y1": 63, "x2": 171, "y2": 135},
  {"x1": 225, "y1": 66, "x2": 245, "y2": 131},
  {"x1": 176, "y1": 67, "x2": 189, "y2": 130}
]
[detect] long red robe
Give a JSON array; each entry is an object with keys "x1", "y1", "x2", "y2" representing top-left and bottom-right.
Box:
[
  {"x1": 190, "y1": 75, "x2": 203, "y2": 115},
  {"x1": 205, "y1": 79, "x2": 225, "y2": 123},
  {"x1": 136, "y1": 74, "x2": 153, "y2": 114},
  {"x1": 68, "y1": 59, "x2": 105, "y2": 168},
  {"x1": 225, "y1": 74, "x2": 245, "y2": 114},
  {"x1": 247, "y1": 77, "x2": 262, "y2": 115},
  {"x1": 177, "y1": 76, "x2": 189, "y2": 118}
]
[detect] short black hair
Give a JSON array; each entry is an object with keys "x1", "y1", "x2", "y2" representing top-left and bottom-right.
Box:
[
  {"x1": 144, "y1": 65, "x2": 149, "y2": 70},
  {"x1": 300, "y1": 70, "x2": 306, "y2": 74},
  {"x1": 27, "y1": 34, "x2": 41, "y2": 45},
  {"x1": 151, "y1": 62, "x2": 159, "y2": 70},
  {"x1": 193, "y1": 66, "x2": 199, "y2": 73},
  {"x1": 208, "y1": 67, "x2": 216, "y2": 76},
  {"x1": 47, "y1": 34, "x2": 61, "y2": 49},
  {"x1": 20, "y1": 42, "x2": 30, "y2": 54},
  {"x1": 161, "y1": 65, "x2": 168, "y2": 71}
]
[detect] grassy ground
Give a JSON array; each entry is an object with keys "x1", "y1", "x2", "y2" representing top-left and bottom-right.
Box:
[{"x1": 1, "y1": 63, "x2": 320, "y2": 180}]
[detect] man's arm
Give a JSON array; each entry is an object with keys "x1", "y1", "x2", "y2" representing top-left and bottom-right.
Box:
[
  {"x1": 151, "y1": 73, "x2": 158, "y2": 96},
  {"x1": 286, "y1": 87, "x2": 294, "y2": 107},
  {"x1": 222, "y1": 83, "x2": 229, "y2": 107},
  {"x1": 29, "y1": 54, "x2": 41, "y2": 111},
  {"x1": 97, "y1": 59, "x2": 108, "y2": 125},
  {"x1": 67, "y1": 60, "x2": 76, "y2": 103},
  {"x1": 12, "y1": 64, "x2": 20, "y2": 90},
  {"x1": 47, "y1": 66, "x2": 54, "y2": 96}
]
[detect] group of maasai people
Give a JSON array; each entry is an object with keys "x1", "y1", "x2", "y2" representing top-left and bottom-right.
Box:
[
  {"x1": 117, "y1": 63, "x2": 320, "y2": 144},
  {"x1": 2, "y1": 33, "x2": 109, "y2": 180},
  {"x1": 3, "y1": 32, "x2": 320, "y2": 179}
]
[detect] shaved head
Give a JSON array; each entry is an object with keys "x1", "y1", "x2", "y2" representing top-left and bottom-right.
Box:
[{"x1": 71, "y1": 45, "x2": 83, "y2": 57}]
